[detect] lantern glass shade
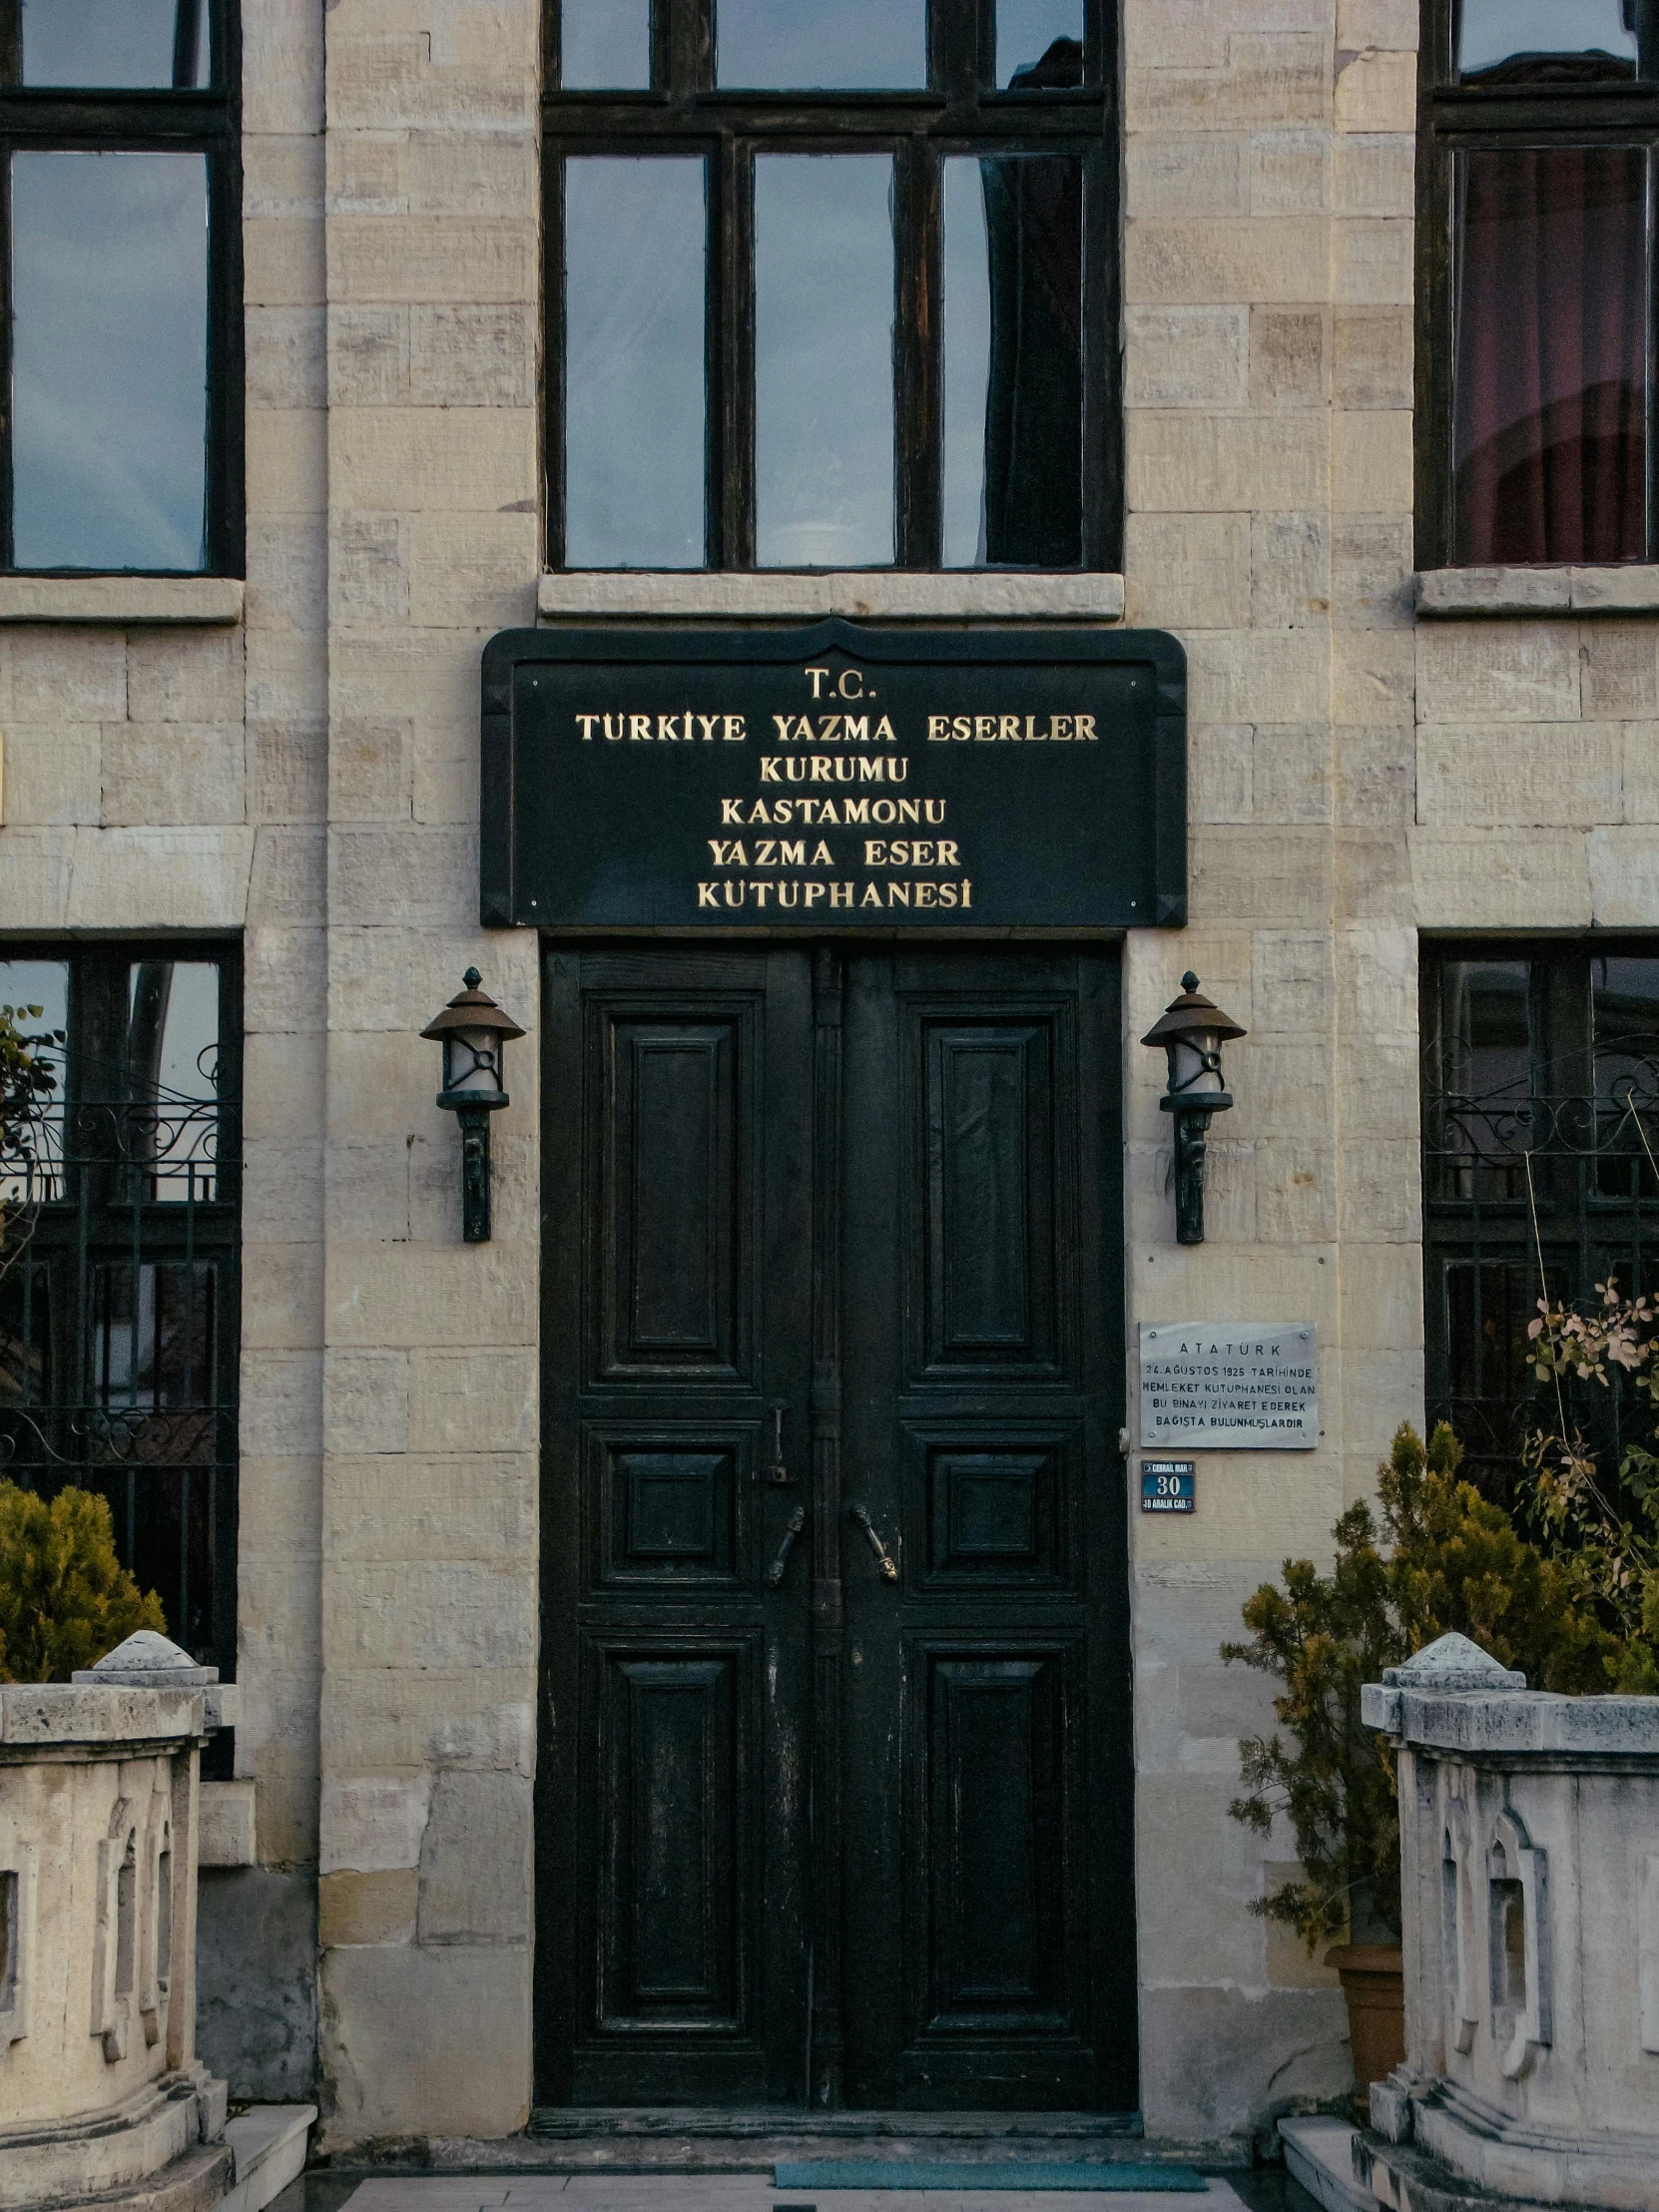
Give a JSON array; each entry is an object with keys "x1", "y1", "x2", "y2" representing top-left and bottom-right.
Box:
[
  {"x1": 443, "y1": 1025, "x2": 504, "y2": 1097},
  {"x1": 1168, "y1": 1029, "x2": 1226, "y2": 1098}
]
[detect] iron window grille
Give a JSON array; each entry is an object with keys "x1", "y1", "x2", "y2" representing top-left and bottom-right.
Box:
[
  {"x1": 0, "y1": 944, "x2": 241, "y2": 1723},
  {"x1": 1416, "y1": 1, "x2": 1659, "y2": 567},
  {"x1": 0, "y1": 0, "x2": 243, "y2": 574},
  {"x1": 542, "y1": 0, "x2": 1120, "y2": 572},
  {"x1": 1421, "y1": 937, "x2": 1659, "y2": 1502}
]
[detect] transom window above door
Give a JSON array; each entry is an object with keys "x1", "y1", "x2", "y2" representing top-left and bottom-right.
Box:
[{"x1": 545, "y1": 0, "x2": 1117, "y2": 572}]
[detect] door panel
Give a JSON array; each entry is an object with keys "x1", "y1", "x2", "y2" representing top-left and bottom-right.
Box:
[
  {"x1": 841, "y1": 950, "x2": 1133, "y2": 2110},
  {"x1": 539, "y1": 948, "x2": 815, "y2": 2106},
  {"x1": 538, "y1": 943, "x2": 1133, "y2": 2113}
]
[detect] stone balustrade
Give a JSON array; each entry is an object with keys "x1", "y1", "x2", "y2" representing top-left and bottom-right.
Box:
[
  {"x1": 1355, "y1": 1632, "x2": 1659, "y2": 2212},
  {"x1": 0, "y1": 1633, "x2": 233, "y2": 2211}
]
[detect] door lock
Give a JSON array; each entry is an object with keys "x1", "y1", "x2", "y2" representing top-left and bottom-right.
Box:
[
  {"x1": 764, "y1": 1400, "x2": 791, "y2": 1485},
  {"x1": 847, "y1": 1503, "x2": 898, "y2": 1582}
]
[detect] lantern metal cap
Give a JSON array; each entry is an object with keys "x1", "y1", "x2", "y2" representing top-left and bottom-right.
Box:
[
  {"x1": 420, "y1": 967, "x2": 525, "y2": 1044},
  {"x1": 1140, "y1": 970, "x2": 1247, "y2": 1052}
]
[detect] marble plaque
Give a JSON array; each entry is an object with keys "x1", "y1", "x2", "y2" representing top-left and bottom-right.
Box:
[{"x1": 1139, "y1": 1322, "x2": 1318, "y2": 1449}]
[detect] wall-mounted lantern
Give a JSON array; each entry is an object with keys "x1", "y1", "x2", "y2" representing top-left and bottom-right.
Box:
[
  {"x1": 1141, "y1": 971, "x2": 1246, "y2": 1246},
  {"x1": 421, "y1": 968, "x2": 524, "y2": 1244}
]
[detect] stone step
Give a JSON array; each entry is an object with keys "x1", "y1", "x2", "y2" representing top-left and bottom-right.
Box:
[
  {"x1": 217, "y1": 2108, "x2": 318, "y2": 2212},
  {"x1": 1276, "y1": 2121, "x2": 1370, "y2": 2212}
]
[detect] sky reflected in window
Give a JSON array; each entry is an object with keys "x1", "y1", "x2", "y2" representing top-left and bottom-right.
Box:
[
  {"x1": 755, "y1": 155, "x2": 894, "y2": 567},
  {"x1": 22, "y1": 0, "x2": 209, "y2": 87},
  {"x1": 718, "y1": 0, "x2": 925, "y2": 88},
  {"x1": 996, "y1": 0, "x2": 1084, "y2": 86},
  {"x1": 11, "y1": 152, "x2": 209, "y2": 571},
  {"x1": 562, "y1": 0, "x2": 650, "y2": 88},
  {"x1": 1458, "y1": 0, "x2": 1640, "y2": 80},
  {"x1": 565, "y1": 157, "x2": 707, "y2": 568}
]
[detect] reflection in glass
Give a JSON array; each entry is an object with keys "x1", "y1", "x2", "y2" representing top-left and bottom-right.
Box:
[
  {"x1": 12, "y1": 153, "x2": 209, "y2": 572},
  {"x1": 1593, "y1": 957, "x2": 1659, "y2": 1101},
  {"x1": 127, "y1": 960, "x2": 220, "y2": 1204},
  {"x1": 0, "y1": 959, "x2": 68, "y2": 1205},
  {"x1": 1437, "y1": 960, "x2": 1531, "y2": 1201},
  {"x1": 94, "y1": 1263, "x2": 215, "y2": 1412},
  {"x1": 1453, "y1": 147, "x2": 1648, "y2": 564},
  {"x1": 565, "y1": 158, "x2": 707, "y2": 568},
  {"x1": 0, "y1": 1261, "x2": 51, "y2": 1407},
  {"x1": 718, "y1": 0, "x2": 925, "y2": 88},
  {"x1": 1457, "y1": 0, "x2": 1642, "y2": 84},
  {"x1": 942, "y1": 155, "x2": 1082, "y2": 568},
  {"x1": 1594, "y1": 956, "x2": 1659, "y2": 1193},
  {"x1": 21, "y1": 0, "x2": 210, "y2": 86},
  {"x1": 996, "y1": 0, "x2": 1084, "y2": 88},
  {"x1": 1443, "y1": 960, "x2": 1531, "y2": 1100},
  {"x1": 755, "y1": 156, "x2": 894, "y2": 567},
  {"x1": 562, "y1": 0, "x2": 650, "y2": 88}
]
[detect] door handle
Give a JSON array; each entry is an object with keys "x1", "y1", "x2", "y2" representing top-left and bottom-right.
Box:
[
  {"x1": 764, "y1": 1399, "x2": 791, "y2": 1485},
  {"x1": 847, "y1": 1504, "x2": 898, "y2": 1582},
  {"x1": 766, "y1": 1504, "x2": 806, "y2": 1587}
]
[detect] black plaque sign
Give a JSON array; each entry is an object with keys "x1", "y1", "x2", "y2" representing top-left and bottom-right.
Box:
[{"x1": 480, "y1": 619, "x2": 1185, "y2": 930}]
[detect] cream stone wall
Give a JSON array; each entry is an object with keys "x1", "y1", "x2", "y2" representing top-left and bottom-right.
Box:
[{"x1": 1, "y1": 0, "x2": 1654, "y2": 2156}]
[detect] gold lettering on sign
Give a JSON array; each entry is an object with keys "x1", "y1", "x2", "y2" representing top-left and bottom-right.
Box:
[{"x1": 924, "y1": 713, "x2": 1098, "y2": 743}]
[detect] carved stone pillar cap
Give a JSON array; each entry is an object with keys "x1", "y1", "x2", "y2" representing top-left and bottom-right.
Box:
[
  {"x1": 1381, "y1": 1632, "x2": 1527, "y2": 1693},
  {"x1": 72, "y1": 1628, "x2": 219, "y2": 1688}
]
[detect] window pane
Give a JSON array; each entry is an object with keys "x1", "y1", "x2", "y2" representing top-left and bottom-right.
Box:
[
  {"x1": 996, "y1": 0, "x2": 1084, "y2": 87},
  {"x1": 562, "y1": 0, "x2": 650, "y2": 88},
  {"x1": 0, "y1": 958, "x2": 68, "y2": 1205},
  {"x1": 755, "y1": 156, "x2": 894, "y2": 567},
  {"x1": 1593, "y1": 956, "x2": 1659, "y2": 1101},
  {"x1": 565, "y1": 158, "x2": 707, "y2": 569},
  {"x1": 21, "y1": 0, "x2": 209, "y2": 87},
  {"x1": 1453, "y1": 147, "x2": 1648, "y2": 565},
  {"x1": 94, "y1": 1263, "x2": 215, "y2": 1411},
  {"x1": 1434, "y1": 960, "x2": 1532, "y2": 1203},
  {"x1": 718, "y1": 0, "x2": 924, "y2": 88},
  {"x1": 1442, "y1": 960, "x2": 1531, "y2": 1098},
  {"x1": 128, "y1": 960, "x2": 221, "y2": 1203},
  {"x1": 942, "y1": 155, "x2": 1082, "y2": 568},
  {"x1": 1457, "y1": 0, "x2": 1641, "y2": 84},
  {"x1": 12, "y1": 153, "x2": 209, "y2": 573}
]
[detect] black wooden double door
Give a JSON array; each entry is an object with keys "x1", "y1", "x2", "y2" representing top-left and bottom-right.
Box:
[{"x1": 536, "y1": 944, "x2": 1136, "y2": 2112}]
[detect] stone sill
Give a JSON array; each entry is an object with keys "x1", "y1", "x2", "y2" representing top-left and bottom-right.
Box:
[
  {"x1": 1416, "y1": 565, "x2": 1659, "y2": 617},
  {"x1": 537, "y1": 571, "x2": 1125, "y2": 622},
  {"x1": 0, "y1": 576, "x2": 244, "y2": 625}
]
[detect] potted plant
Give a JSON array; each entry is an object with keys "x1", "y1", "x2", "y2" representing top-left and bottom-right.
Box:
[
  {"x1": 0, "y1": 1481, "x2": 165, "y2": 1682},
  {"x1": 1225, "y1": 1421, "x2": 1630, "y2": 2118}
]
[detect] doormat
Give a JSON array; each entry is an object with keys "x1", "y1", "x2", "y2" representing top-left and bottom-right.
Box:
[{"x1": 774, "y1": 2163, "x2": 1209, "y2": 2192}]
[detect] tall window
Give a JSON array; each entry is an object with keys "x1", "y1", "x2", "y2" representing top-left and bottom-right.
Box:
[
  {"x1": 545, "y1": 0, "x2": 1117, "y2": 572},
  {"x1": 1418, "y1": 1, "x2": 1659, "y2": 565},
  {"x1": 1421, "y1": 940, "x2": 1659, "y2": 1498},
  {"x1": 0, "y1": 946, "x2": 242, "y2": 1700},
  {"x1": 0, "y1": 0, "x2": 241, "y2": 574}
]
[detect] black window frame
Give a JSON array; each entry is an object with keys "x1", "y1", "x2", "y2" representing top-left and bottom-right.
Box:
[
  {"x1": 1420, "y1": 934, "x2": 1659, "y2": 1500},
  {"x1": 541, "y1": 0, "x2": 1120, "y2": 573},
  {"x1": 1416, "y1": 1, "x2": 1659, "y2": 568},
  {"x1": 0, "y1": 0, "x2": 243, "y2": 577},
  {"x1": 0, "y1": 939, "x2": 243, "y2": 1708}
]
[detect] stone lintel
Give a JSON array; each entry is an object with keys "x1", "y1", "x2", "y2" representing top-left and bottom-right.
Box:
[{"x1": 537, "y1": 571, "x2": 1128, "y2": 622}]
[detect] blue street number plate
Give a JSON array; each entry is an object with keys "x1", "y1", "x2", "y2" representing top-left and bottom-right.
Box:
[{"x1": 1141, "y1": 1459, "x2": 1196, "y2": 1513}]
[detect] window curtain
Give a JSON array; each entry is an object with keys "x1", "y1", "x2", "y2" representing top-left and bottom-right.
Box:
[{"x1": 1453, "y1": 145, "x2": 1649, "y2": 563}]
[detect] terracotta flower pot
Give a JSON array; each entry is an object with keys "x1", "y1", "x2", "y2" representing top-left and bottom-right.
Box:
[{"x1": 1325, "y1": 1941, "x2": 1405, "y2": 2122}]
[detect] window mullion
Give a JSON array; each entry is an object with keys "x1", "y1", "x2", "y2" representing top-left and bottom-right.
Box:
[
  {"x1": 719, "y1": 135, "x2": 755, "y2": 568},
  {"x1": 895, "y1": 138, "x2": 939, "y2": 569}
]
